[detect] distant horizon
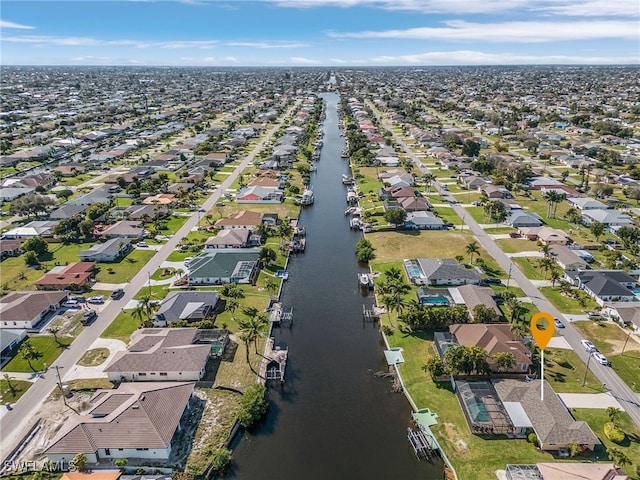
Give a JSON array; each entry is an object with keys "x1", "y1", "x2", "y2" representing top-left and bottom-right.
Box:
[{"x1": 2, "y1": 1, "x2": 638, "y2": 66}]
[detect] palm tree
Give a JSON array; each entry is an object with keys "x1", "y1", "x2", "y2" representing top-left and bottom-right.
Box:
[
  {"x1": 225, "y1": 297, "x2": 239, "y2": 321},
  {"x1": 3, "y1": 374, "x2": 17, "y2": 396},
  {"x1": 465, "y1": 241, "x2": 480, "y2": 265},
  {"x1": 19, "y1": 340, "x2": 43, "y2": 372},
  {"x1": 49, "y1": 326, "x2": 64, "y2": 348},
  {"x1": 264, "y1": 277, "x2": 278, "y2": 299},
  {"x1": 423, "y1": 173, "x2": 435, "y2": 196},
  {"x1": 454, "y1": 255, "x2": 465, "y2": 264},
  {"x1": 221, "y1": 284, "x2": 245, "y2": 300},
  {"x1": 132, "y1": 303, "x2": 147, "y2": 327},
  {"x1": 538, "y1": 257, "x2": 556, "y2": 279},
  {"x1": 539, "y1": 243, "x2": 552, "y2": 258},
  {"x1": 383, "y1": 266, "x2": 404, "y2": 283},
  {"x1": 237, "y1": 308, "x2": 268, "y2": 367},
  {"x1": 549, "y1": 267, "x2": 562, "y2": 287}
]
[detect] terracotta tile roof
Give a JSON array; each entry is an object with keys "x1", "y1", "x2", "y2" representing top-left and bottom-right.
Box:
[{"x1": 215, "y1": 210, "x2": 262, "y2": 228}]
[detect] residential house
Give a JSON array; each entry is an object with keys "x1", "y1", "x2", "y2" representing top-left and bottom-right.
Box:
[
  {"x1": 540, "y1": 185, "x2": 580, "y2": 197},
  {"x1": 0, "y1": 291, "x2": 68, "y2": 329},
  {"x1": 549, "y1": 245, "x2": 588, "y2": 271},
  {"x1": 568, "y1": 270, "x2": 637, "y2": 306},
  {"x1": 235, "y1": 186, "x2": 283, "y2": 204},
  {"x1": 0, "y1": 186, "x2": 34, "y2": 201},
  {"x1": 606, "y1": 303, "x2": 640, "y2": 331},
  {"x1": 581, "y1": 209, "x2": 633, "y2": 227},
  {"x1": 124, "y1": 204, "x2": 169, "y2": 222},
  {"x1": 399, "y1": 196, "x2": 431, "y2": 212},
  {"x1": 0, "y1": 239, "x2": 21, "y2": 259},
  {"x1": 509, "y1": 463, "x2": 629, "y2": 480},
  {"x1": 152, "y1": 292, "x2": 220, "y2": 327},
  {"x1": 187, "y1": 249, "x2": 260, "y2": 285},
  {"x1": 517, "y1": 227, "x2": 569, "y2": 245},
  {"x1": 528, "y1": 176, "x2": 564, "y2": 190},
  {"x1": 142, "y1": 193, "x2": 176, "y2": 206},
  {"x1": 79, "y1": 238, "x2": 133, "y2": 262},
  {"x1": 507, "y1": 211, "x2": 543, "y2": 228},
  {"x1": 404, "y1": 211, "x2": 445, "y2": 230},
  {"x1": 567, "y1": 197, "x2": 608, "y2": 211},
  {"x1": 451, "y1": 285, "x2": 499, "y2": 321},
  {"x1": 405, "y1": 258, "x2": 482, "y2": 286},
  {"x1": 449, "y1": 324, "x2": 531, "y2": 373},
  {"x1": 45, "y1": 382, "x2": 195, "y2": 464},
  {"x1": 101, "y1": 221, "x2": 145, "y2": 239},
  {"x1": 0, "y1": 329, "x2": 26, "y2": 356},
  {"x1": 35, "y1": 262, "x2": 95, "y2": 290},
  {"x1": 48, "y1": 203, "x2": 88, "y2": 220},
  {"x1": 481, "y1": 184, "x2": 510, "y2": 199},
  {"x1": 204, "y1": 229, "x2": 252, "y2": 249},
  {"x1": 2, "y1": 220, "x2": 58, "y2": 239},
  {"x1": 461, "y1": 176, "x2": 490, "y2": 190},
  {"x1": 215, "y1": 210, "x2": 264, "y2": 231},
  {"x1": 493, "y1": 379, "x2": 600, "y2": 452},
  {"x1": 202, "y1": 152, "x2": 228, "y2": 167},
  {"x1": 66, "y1": 187, "x2": 112, "y2": 207},
  {"x1": 105, "y1": 328, "x2": 211, "y2": 381},
  {"x1": 247, "y1": 177, "x2": 284, "y2": 189}
]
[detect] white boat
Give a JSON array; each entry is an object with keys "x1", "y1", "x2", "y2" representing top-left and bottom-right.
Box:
[{"x1": 300, "y1": 188, "x2": 314, "y2": 205}]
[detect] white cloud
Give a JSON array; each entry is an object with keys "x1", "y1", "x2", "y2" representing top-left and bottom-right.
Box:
[
  {"x1": 330, "y1": 58, "x2": 347, "y2": 63},
  {"x1": 160, "y1": 40, "x2": 217, "y2": 49},
  {"x1": 71, "y1": 55, "x2": 112, "y2": 63},
  {"x1": 223, "y1": 56, "x2": 239, "y2": 62},
  {"x1": 369, "y1": 50, "x2": 640, "y2": 65},
  {"x1": 225, "y1": 41, "x2": 309, "y2": 48},
  {"x1": 0, "y1": 20, "x2": 36, "y2": 30},
  {"x1": 328, "y1": 20, "x2": 640, "y2": 43},
  {"x1": 202, "y1": 56, "x2": 216, "y2": 62},
  {"x1": 0, "y1": 35, "x2": 219, "y2": 49},
  {"x1": 289, "y1": 56, "x2": 321, "y2": 64},
  {"x1": 269, "y1": 0, "x2": 639, "y2": 16}
]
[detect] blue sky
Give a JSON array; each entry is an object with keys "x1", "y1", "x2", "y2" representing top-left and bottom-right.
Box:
[{"x1": 1, "y1": 0, "x2": 639, "y2": 66}]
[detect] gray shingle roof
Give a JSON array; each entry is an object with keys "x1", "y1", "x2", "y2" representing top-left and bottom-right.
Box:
[{"x1": 417, "y1": 258, "x2": 482, "y2": 283}]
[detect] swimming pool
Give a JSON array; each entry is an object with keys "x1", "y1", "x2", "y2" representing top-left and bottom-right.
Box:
[
  {"x1": 421, "y1": 296, "x2": 449, "y2": 305},
  {"x1": 404, "y1": 260, "x2": 423, "y2": 279}
]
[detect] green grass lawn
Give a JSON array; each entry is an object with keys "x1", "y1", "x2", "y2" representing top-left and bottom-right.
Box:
[
  {"x1": 540, "y1": 287, "x2": 599, "y2": 314},
  {"x1": 495, "y1": 238, "x2": 539, "y2": 254},
  {"x1": 100, "y1": 310, "x2": 140, "y2": 343},
  {"x1": 94, "y1": 249, "x2": 156, "y2": 283},
  {"x1": 133, "y1": 284, "x2": 170, "y2": 301},
  {"x1": 1, "y1": 335, "x2": 71, "y2": 373},
  {"x1": 544, "y1": 348, "x2": 605, "y2": 393},
  {"x1": 56, "y1": 174, "x2": 91, "y2": 187},
  {"x1": 512, "y1": 257, "x2": 546, "y2": 280},
  {"x1": 0, "y1": 378, "x2": 32, "y2": 403},
  {"x1": 385, "y1": 328, "x2": 570, "y2": 480},
  {"x1": 572, "y1": 408, "x2": 640, "y2": 478},
  {"x1": 167, "y1": 249, "x2": 196, "y2": 262},
  {"x1": 162, "y1": 214, "x2": 189, "y2": 235},
  {"x1": 483, "y1": 227, "x2": 518, "y2": 234},
  {"x1": 431, "y1": 206, "x2": 462, "y2": 226},
  {"x1": 572, "y1": 320, "x2": 640, "y2": 389},
  {"x1": 465, "y1": 206, "x2": 490, "y2": 224}
]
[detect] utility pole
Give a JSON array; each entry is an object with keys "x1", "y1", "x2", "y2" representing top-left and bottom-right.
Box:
[
  {"x1": 147, "y1": 271, "x2": 152, "y2": 297},
  {"x1": 621, "y1": 327, "x2": 632, "y2": 355},
  {"x1": 506, "y1": 262, "x2": 513, "y2": 289},
  {"x1": 581, "y1": 352, "x2": 593, "y2": 387}
]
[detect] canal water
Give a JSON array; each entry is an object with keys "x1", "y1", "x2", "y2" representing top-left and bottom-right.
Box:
[{"x1": 228, "y1": 92, "x2": 444, "y2": 479}]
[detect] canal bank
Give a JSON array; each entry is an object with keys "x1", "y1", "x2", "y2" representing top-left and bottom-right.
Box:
[{"x1": 227, "y1": 92, "x2": 444, "y2": 479}]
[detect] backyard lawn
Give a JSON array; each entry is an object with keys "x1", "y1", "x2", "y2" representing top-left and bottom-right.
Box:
[
  {"x1": 571, "y1": 408, "x2": 640, "y2": 478},
  {"x1": 94, "y1": 249, "x2": 156, "y2": 283},
  {"x1": 1, "y1": 335, "x2": 70, "y2": 373},
  {"x1": 100, "y1": 310, "x2": 140, "y2": 343},
  {"x1": 0, "y1": 378, "x2": 32, "y2": 403}
]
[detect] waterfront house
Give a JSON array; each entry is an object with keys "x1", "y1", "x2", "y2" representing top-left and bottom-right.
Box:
[
  {"x1": 506, "y1": 463, "x2": 628, "y2": 480},
  {"x1": 451, "y1": 285, "x2": 499, "y2": 321},
  {"x1": 79, "y1": 238, "x2": 133, "y2": 263},
  {"x1": 45, "y1": 382, "x2": 195, "y2": 464},
  {"x1": 449, "y1": 323, "x2": 531, "y2": 373},
  {"x1": 235, "y1": 186, "x2": 283, "y2": 203},
  {"x1": 187, "y1": 249, "x2": 260, "y2": 285},
  {"x1": 204, "y1": 229, "x2": 252, "y2": 249},
  {"x1": 214, "y1": 210, "x2": 264, "y2": 230},
  {"x1": 152, "y1": 292, "x2": 220, "y2": 327},
  {"x1": 0, "y1": 291, "x2": 68, "y2": 329},
  {"x1": 104, "y1": 328, "x2": 211, "y2": 381},
  {"x1": 404, "y1": 258, "x2": 482, "y2": 286},
  {"x1": 493, "y1": 379, "x2": 600, "y2": 452}
]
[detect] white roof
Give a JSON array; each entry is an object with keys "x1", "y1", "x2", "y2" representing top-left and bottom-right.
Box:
[{"x1": 503, "y1": 401, "x2": 533, "y2": 428}]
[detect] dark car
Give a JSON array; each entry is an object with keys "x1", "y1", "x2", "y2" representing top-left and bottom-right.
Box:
[
  {"x1": 111, "y1": 288, "x2": 124, "y2": 300},
  {"x1": 81, "y1": 310, "x2": 97, "y2": 325},
  {"x1": 481, "y1": 277, "x2": 502, "y2": 285}
]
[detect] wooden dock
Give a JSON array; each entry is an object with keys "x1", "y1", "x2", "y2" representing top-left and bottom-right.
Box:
[
  {"x1": 259, "y1": 337, "x2": 288, "y2": 383},
  {"x1": 269, "y1": 302, "x2": 293, "y2": 326},
  {"x1": 362, "y1": 304, "x2": 381, "y2": 321}
]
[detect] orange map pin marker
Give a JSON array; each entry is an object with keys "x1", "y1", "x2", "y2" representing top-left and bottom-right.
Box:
[
  {"x1": 530, "y1": 312, "x2": 555, "y2": 349},
  {"x1": 530, "y1": 312, "x2": 555, "y2": 400}
]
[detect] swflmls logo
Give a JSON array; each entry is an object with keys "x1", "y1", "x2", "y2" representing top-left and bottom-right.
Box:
[{"x1": 3, "y1": 460, "x2": 78, "y2": 472}]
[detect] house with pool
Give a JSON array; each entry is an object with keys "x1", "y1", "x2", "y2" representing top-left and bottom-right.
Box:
[{"x1": 404, "y1": 258, "x2": 482, "y2": 286}]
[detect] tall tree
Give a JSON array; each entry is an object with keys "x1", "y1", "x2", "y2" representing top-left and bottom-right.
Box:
[
  {"x1": 19, "y1": 340, "x2": 43, "y2": 372},
  {"x1": 590, "y1": 221, "x2": 606, "y2": 242},
  {"x1": 492, "y1": 352, "x2": 516, "y2": 372},
  {"x1": 465, "y1": 241, "x2": 480, "y2": 265}
]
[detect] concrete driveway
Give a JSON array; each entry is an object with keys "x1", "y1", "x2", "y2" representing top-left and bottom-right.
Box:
[{"x1": 558, "y1": 392, "x2": 623, "y2": 409}]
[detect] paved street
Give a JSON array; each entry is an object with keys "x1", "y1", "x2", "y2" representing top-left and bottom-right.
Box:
[
  {"x1": 0, "y1": 101, "x2": 300, "y2": 463},
  {"x1": 369, "y1": 101, "x2": 640, "y2": 428}
]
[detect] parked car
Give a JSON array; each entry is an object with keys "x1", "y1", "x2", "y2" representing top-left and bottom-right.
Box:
[
  {"x1": 111, "y1": 288, "x2": 124, "y2": 300},
  {"x1": 481, "y1": 277, "x2": 502, "y2": 285},
  {"x1": 554, "y1": 318, "x2": 565, "y2": 328},
  {"x1": 80, "y1": 310, "x2": 97, "y2": 325},
  {"x1": 587, "y1": 311, "x2": 602, "y2": 320},
  {"x1": 87, "y1": 296, "x2": 104, "y2": 304},
  {"x1": 137, "y1": 241, "x2": 148, "y2": 247},
  {"x1": 591, "y1": 352, "x2": 611, "y2": 366},
  {"x1": 71, "y1": 295, "x2": 86, "y2": 303},
  {"x1": 509, "y1": 232, "x2": 521, "y2": 238},
  {"x1": 581, "y1": 339, "x2": 597, "y2": 352},
  {"x1": 62, "y1": 300, "x2": 80, "y2": 309}
]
